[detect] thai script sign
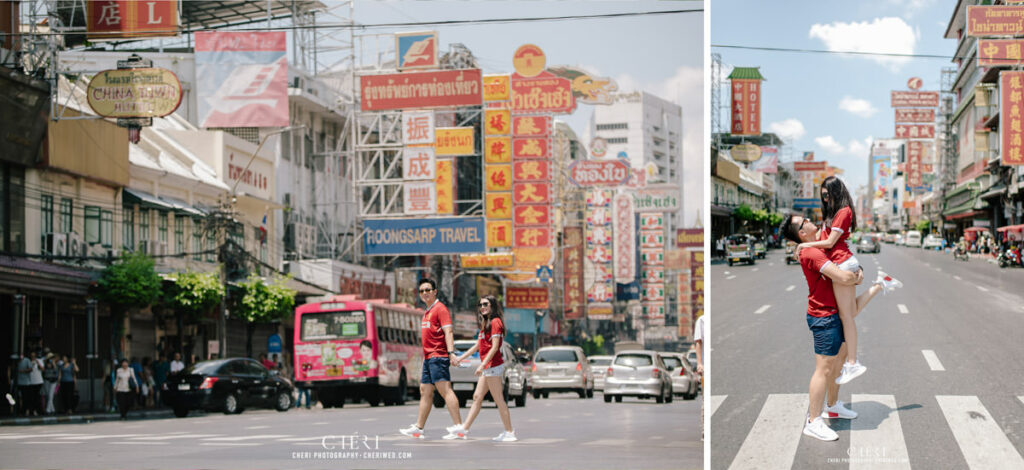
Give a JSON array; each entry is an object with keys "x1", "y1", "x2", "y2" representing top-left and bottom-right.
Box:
[
  {"x1": 511, "y1": 75, "x2": 576, "y2": 114},
  {"x1": 360, "y1": 69, "x2": 482, "y2": 111},
  {"x1": 632, "y1": 185, "x2": 681, "y2": 212},
  {"x1": 894, "y1": 108, "x2": 935, "y2": 122},
  {"x1": 363, "y1": 217, "x2": 484, "y2": 255},
  {"x1": 891, "y1": 91, "x2": 939, "y2": 107},
  {"x1": 435, "y1": 127, "x2": 474, "y2": 155},
  {"x1": 967, "y1": 5, "x2": 1024, "y2": 37},
  {"x1": 86, "y1": 68, "x2": 182, "y2": 118},
  {"x1": 569, "y1": 159, "x2": 630, "y2": 186},
  {"x1": 483, "y1": 74, "x2": 511, "y2": 101},
  {"x1": 460, "y1": 253, "x2": 514, "y2": 268},
  {"x1": 677, "y1": 229, "x2": 703, "y2": 248}
]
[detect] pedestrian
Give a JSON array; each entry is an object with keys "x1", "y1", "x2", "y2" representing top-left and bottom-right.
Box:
[
  {"x1": 141, "y1": 357, "x2": 155, "y2": 408},
  {"x1": 169, "y1": 353, "x2": 185, "y2": 375},
  {"x1": 716, "y1": 237, "x2": 725, "y2": 259},
  {"x1": 260, "y1": 353, "x2": 275, "y2": 370},
  {"x1": 114, "y1": 359, "x2": 139, "y2": 420},
  {"x1": 399, "y1": 279, "x2": 465, "y2": 439},
  {"x1": 42, "y1": 355, "x2": 59, "y2": 415},
  {"x1": 694, "y1": 313, "x2": 707, "y2": 442},
  {"x1": 153, "y1": 354, "x2": 169, "y2": 407},
  {"x1": 18, "y1": 351, "x2": 44, "y2": 416},
  {"x1": 57, "y1": 355, "x2": 78, "y2": 414},
  {"x1": 781, "y1": 214, "x2": 894, "y2": 441},
  {"x1": 453, "y1": 295, "x2": 517, "y2": 442}
]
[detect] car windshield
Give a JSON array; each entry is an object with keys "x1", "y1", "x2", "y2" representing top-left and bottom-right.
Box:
[
  {"x1": 589, "y1": 358, "x2": 612, "y2": 366},
  {"x1": 182, "y1": 360, "x2": 227, "y2": 375},
  {"x1": 662, "y1": 357, "x2": 682, "y2": 369},
  {"x1": 615, "y1": 354, "x2": 654, "y2": 367},
  {"x1": 535, "y1": 349, "x2": 577, "y2": 363}
]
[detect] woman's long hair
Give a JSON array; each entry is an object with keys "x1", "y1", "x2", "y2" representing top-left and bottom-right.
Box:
[
  {"x1": 480, "y1": 295, "x2": 505, "y2": 337},
  {"x1": 821, "y1": 176, "x2": 857, "y2": 232}
]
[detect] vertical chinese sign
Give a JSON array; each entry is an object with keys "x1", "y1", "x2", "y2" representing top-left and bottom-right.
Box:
[
  {"x1": 728, "y1": 67, "x2": 764, "y2": 136},
  {"x1": 1001, "y1": 71, "x2": 1024, "y2": 166},
  {"x1": 639, "y1": 213, "x2": 666, "y2": 325},
  {"x1": 403, "y1": 111, "x2": 437, "y2": 215},
  {"x1": 483, "y1": 81, "x2": 513, "y2": 248},
  {"x1": 563, "y1": 227, "x2": 585, "y2": 319},
  {"x1": 690, "y1": 251, "x2": 704, "y2": 329},
  {"x1": 195, "y1": 31, "x2": 289, "y2": 128},
  {"x1": 585, "y1": 189, "x2": 614, "y2": 319}
]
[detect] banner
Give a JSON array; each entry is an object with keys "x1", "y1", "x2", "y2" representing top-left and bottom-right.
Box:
[
  {"x1": 894, "y1": 108, "x2": 936, "y2": 123},
  {"x1": 435, "y1": 127, "x2": 474, "y2": 156},
  {"x1": 364, "y1": 217, "x2": 485, "y2": 255},
  {"x1": 435, "y1": 159, "x2": 453, "y2": 214},
  {"x1": 676, "y1": 229, "x2": 703, "y2": 248},
  {"x1": 613, "y1": 193, "x2": 636, "y2": 284},
  {"x1": 891, "y1": 91, "x2": 939, "y2": 107},
  {"x1": 506, "y1": 287, "x2": 549, "y2": 309},
  {"x1": 979, "y1": 39, "x2": 1024, "y2": 66},
  {"x1": 569, "y1": 159, "x2": 631, "y2": 186},
  {"x1": 461, "y1": 253, "x2": 514, "y2": 268},
  {"x1": 86, "y1": 68, "x2": 182, "y2": 118},
  {"x1": 563, "y1": 227, "x2": 585, "y2": 318},
  {"x1": 907, "y1": 141, "x2": 924, "y2": 190},
  {"x1": 1002, "y1": 71, "x2": 1024, "y2": 166},
  {"x1": 967, "y1": 5, "x2": 1024, "y2": 37},
  {"x1": 632, "y1": 185, "x2": 681, "y2": 212},
  {"x1": 87, "y1": 0, "x2": 178, "y2": 39},
  {"x1": 749, "y1": 146, "x2": 778, "y2": 173},
  {"x1": 195, "y1": 32, "x2": 289, "y2": 127},
  {"x1": 511, "y1": 74, "x2": 576, "y2": 114},
  {"x1": 395, "y1": 31, "x2": 438, "y2": 71},
  {"x1": 731, "y1": 78, "x2": 761, "y2": 135},
  {"x1": 794, "y1": 161, "x2": 827, "y2": 172},
  {"x1": 360, "y1": 69, "x2": 482, "y2": 111}
]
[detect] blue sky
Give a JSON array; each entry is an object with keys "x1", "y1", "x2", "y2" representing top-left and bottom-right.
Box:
[
  {"x1": 347, "y1": 1, "x2": 704, "y2": 224},
  {"x1": 711, "y1": 0, "x2": 956, "y2": 194}
]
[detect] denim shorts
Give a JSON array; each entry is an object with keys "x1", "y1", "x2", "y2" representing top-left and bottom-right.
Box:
[
  {"x1": 807, "y1": 313, "x2": 844, "y2": 356},
  {"x1": 421, "y1": 357, "x2": 451, "y2": 384},
  {"x1": 837, "y1": 255, "x2": 860, "y2": 272}
]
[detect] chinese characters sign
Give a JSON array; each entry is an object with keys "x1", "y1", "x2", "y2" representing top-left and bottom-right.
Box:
[
  {"x1": 979, "y1": 39, "x2": 1024, "y2": 66},
  {"x1": 1001, "y1": 71, "x2": 1024, "y2": 166},
  {"x1": 403, "y1": 111, "x2": 435, "y2": 145},
  {"x1": 485, "y1": 137, "x2": 512, "y2": 163},
  {"x1": 563, "y1": 227, "x2": 584, "y2": 319},
  {"x1": 506, "y1": 287, "x2": 550, "y2": 309},
  {"x1": 895, "y1": 124, "x2": 936, "y2": 139},
  {"x1": 731, "y1": 78, "x2": 761, "y2": 135},
  {"x1": 613, "y1": 193, "x2": 636, "y2": 284},
  {"x1": 906, "y1": 141, "x2": 923, "y2": 190},
  {"x1": 894, "y1": 108, "x2": 935, "y2": 123},
  {"x1": 403, "y1": 181, "x2": 436, "y2": 214},
  {"x1": 87, "y1": 0, "x2": 178, "y2": 39},
  {"x1": 403, "y1": 147, "x2": 436, "y2": 180},
  {"x1": 435, "y1": 159, "x2": 453, "y2": 214}
]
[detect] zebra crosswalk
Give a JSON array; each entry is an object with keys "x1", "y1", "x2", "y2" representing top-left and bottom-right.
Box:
[{"x1": 713, "y1": 393, "x2": 1024, "y2": 470}]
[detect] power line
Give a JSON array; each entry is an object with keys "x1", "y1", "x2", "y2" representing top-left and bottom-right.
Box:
[{"x1": 712, "y1": 44, "x2": 954, "y2": 60}]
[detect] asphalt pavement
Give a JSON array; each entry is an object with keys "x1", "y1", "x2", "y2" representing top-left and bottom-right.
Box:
[
  {"x1": 710, "y1": 244, "x2": 1024, "y2": 470},
  {"x1": 0, "y1": 390, "x2": 700, "y2": 470}
]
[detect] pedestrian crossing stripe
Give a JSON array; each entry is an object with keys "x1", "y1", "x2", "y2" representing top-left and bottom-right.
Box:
[{"x1": 715, "y1": 394, "x2": 1024, "y2": 470}]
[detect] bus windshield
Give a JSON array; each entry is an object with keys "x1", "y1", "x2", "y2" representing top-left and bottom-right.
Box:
[{"x1": 301, "y1": 310, "x2": 367, "y2": 341}]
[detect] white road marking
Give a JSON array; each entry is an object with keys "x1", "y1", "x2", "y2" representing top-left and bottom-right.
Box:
[
  {"x1": 200, "y1": 443, "x2": 261, "y2": 447},
  {"x1": 726, "y1": 275, "x2": 737, "y2": 280},
  {"x1": 976, "y1": 285, "x2": 989, "y2": 292},
  {"x1": 111, "y1": 442, "x2": 168, "y2": 445},
  {"x1": 728, "y1": 394, "x2": 806, "y2": 470},
  {"x1": 245, "y1": 425, "x2": 270, "y2": 430},
  {"x1": 583, "y1": 439, "x2": 632, "y2": 446},
  {"x1": 312, "y1": 422, "x2": 330, "y2": 425},
  {"x1": 921, "y1": 350, "x2": 945, "y2": 371},
  {"x1": 786, "y1": 285, "x2": 795, "y2": 292},
  {"x1": 954, "y1": 276, "x2": 962, "y2": 280},
  {"x1": 724, "y1": 271, "x2": 731, "y2": 275},
  {"x1": 1019, "y1": 396, "x2": 1024, "y2": 407},
  {"x1": 754, "y1": 305, "x2": 771, "y2": 315},
  {"x1": 752, "y1": 268, "x2": 759, "y2": 272},
  {"x1": 935, "y1": 268, "x2": 942, "y2": 272},
  {"x1": 710, "y1": 395, "x2": 727, "y2": 417},
  {"x1": 278, "y1": 436, "x2": 326, "y2": 442},
  {"x1": 517, "y1": 438, "x2": 567, "y2": 444},
  {"x1": 360, "y1": 418, "x2": 378, "y2": 422},
  {"x1": 850, "y1": 394, "x2": 911, "y2": 470},
  {"x1": 130, "y1": 434, "x2": 222, "y2": 440},
  {"x1": 769, "y1": 263, "x2": 774, "y2": 266},
  {"x1": 24, "y1": 441, "x2": 82, "y2": 444},
  {"x1": 897, "y1": 304, "x2": 909, "y2": 314},
  {"x1": 937, "y1": 395, "x2": 1024, "y2": 469},
  {"x1": 204, "y1": 434, "x2": 291, "y2": 441},
  {"x1": 0, "y1": 433, "x2": 87, "y2": 440},
  {"x1": 56, "y1": 434, "x2": 139, "y2": 440}
]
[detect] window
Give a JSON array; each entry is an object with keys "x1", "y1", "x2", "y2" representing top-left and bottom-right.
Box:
[
  {"x1": 59, "y1": 198, "x2": 72, "y2": 233},
  {"x1": 606, "y1": 137, "x2": 628, "y2": 144},
  {"x1": 596, "y1": 123, "x2": 628, "y2": 131},
  {"x1": 174, "y1": 216, "x2": 184, "y2": 255},
  {"x1": 206, "y1": 231, "x2": 216, "y2": 262},
  {"x1": 192, "y1": 218, "x2": 203, "y2": 261},
  {"x1": 101, "y1": 210, "x2": 112, "y2": 247},
  {"x1": 84, "y1": 206, "x2": 101, "y2": 244},
  {"x1": 123, "y1": 206, "x2": 134, "y2": 251},
  {"x1": 40, "y1": 194, "x2": 52, "y2": 252},
  {"x1": 157, "y1": 211, "x2": 168, "y2": 243},
  {"x1": 139, "y1": 209, "x2": 150, "y2": 242}
]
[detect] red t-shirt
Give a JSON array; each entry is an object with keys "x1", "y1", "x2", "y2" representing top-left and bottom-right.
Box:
[
  {"x1": 420, "y1": 301, "x2": 452, "y2": 359},
  {"x1": 800, "y1": 247, "x2": 838, "y2": 317},
  {"x1": 477, "y1": 318, "x2": 505, "y2": 369},
  {"x1": 823, "y1": 206, "x2": 854, "y2": 264}
]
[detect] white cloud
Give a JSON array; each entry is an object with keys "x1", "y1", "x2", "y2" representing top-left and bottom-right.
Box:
[
  {"x1": 809, "y1": 17, "x2": 918, "y2": 71},
  {"x1": 839, "y1": 96, "x2": 878, "y2": 118},
  {"x1": 767, "y1": 118, "x2": 806, "y2": 142},
  {"x1": 815, "y1": 135, "x2": 845, "y2": 154},
  {"x1": 847, "y1": 137, "x2": 872, "y2": 158}
]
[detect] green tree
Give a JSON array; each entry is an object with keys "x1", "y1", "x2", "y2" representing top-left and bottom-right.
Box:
[
  {"x1": 239, "y1": 274, "x2": 296, "y2": 358},
  {"x1": 915, "y1": 220, "x2": 931, "y2": 233},
  {"x1": 165, "y1": 271, "x2": 224, "y2": 357},
  {"x1": 95, "y1": 251, "x2": 162, "y2": 361},
  {"x1": 733, "y1": 204, "x2": 754, "y2": 221},
  {"x1": 768, "y1": 212, "x2": 785, "y2": 227}
]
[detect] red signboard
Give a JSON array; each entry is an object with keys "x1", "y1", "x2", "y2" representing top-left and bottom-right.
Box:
[
  {"x1": 793, "y1": 161, "x2": 827, "y2": 172},
  {"x1": 513, "y1": 160, "x2": 551, "y2": 182},
  {"x1": 513, "y1": 182, "x2": 551, "y2": 204},
  {"x1": 512, "y1": 137, "x2": 550, "y2": 158},
  {"x1": 512, "y1": 115, "x2": 551, "y2": 136},
  {"x1": 568, "y1": 159, "x2": 631, "y2": 186},
  {"x1": 907, "y1": 141, "x2": 923, "y2": 188},
  {"x1": 968, "y1": 5, "x2": 1024, "y2": 37},
  {"x1": 978, "y1": 39, "x2": 1024, "y2": 66},
  {"x1": 891, "y1": 91, "x2": 939, "y2": 107},
  {"x1": 514, "y1": 226, "x2": 552, "y2": 248},
  {"x1": 676, "y1": 229, "x2": 703, "y2": 248},
  {"x1": 514, "y1": 204, "x2": 551, "y2": 226},
  {"x1": 895, "y1": 124, "x2": 936, "y2": 139},
  {"x1": 87, "y1": 0, "x2": 178, "y2": 39},
  {"x1": 731, "y1": 78, "x2": 762, "y2": 135},
  {"x1": 506, "y1": 287, "x2": 550, "y2": 309},
  {"x1": 511, "y1": 74, "x2": 576, "y2": 114},
  {"x1": 894, "y1": 108, "x2": 936, "y2": 123},
  {"x1": 563, "y1": 227, "x2": 585, "y2": 318},
  {"x1": 613, "y1": 193, "x2": 636, "y2": 284},
  {"x1": 360, "y1": 69, "x2": 482, "y2": 111},
  {"x1": 1001, "y1": 71, "x2": 1024, "y2": 166}
]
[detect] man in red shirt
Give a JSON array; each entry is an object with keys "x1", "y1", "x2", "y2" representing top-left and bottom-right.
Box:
[
  {"x1": 781, "y1": 214, "x2": 884, "y2": 442},
  {"x1": 399, "y1": 279, "x2": 465, "y2": 439}
]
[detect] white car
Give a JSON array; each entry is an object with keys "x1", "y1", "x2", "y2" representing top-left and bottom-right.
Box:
[
  {"x1": 905, "y1": 230, "x2": 922, "y2": 247},
  {"x1": 922, "y1": 234, "x2": 943, "y2": 250},
  {"x1": 894, "y1": 234, "x2": 904, "y2": 245}
]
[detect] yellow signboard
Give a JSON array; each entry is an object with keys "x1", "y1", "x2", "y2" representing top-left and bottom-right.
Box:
[
  {"x1": 485, "y1": 164, "x2": 512, "y2": 191},
  {"x1": 435, "y1": 159, "x2": 453, "y2": 214},
  {"x1": 86, "y1": 68, "x2": 183, "y2": 118},
  {"x1": 503, "y1": 247, "x2": 554, "y2": 282},
  {"x1": 483, "y1": 74, "x2": 511, "y2": 101},
  {"x1": 461, "y1": 252, "x2": 514, "y2": 268},
  {"x1": 485, "y1": 192, "x2": 513, "y2": 219},
  {"x1": 485, "y1": 109, "x2": 511, "y2": 136},
  {"x1": 485, "y1": 137, "x2": 512, "y2": 163},
  {"x1": 487, "y1": 221, "x2": 514, "y2": 248},
  {"x1": 435, "y1": 127, "x2": 474, "y2": 156}
]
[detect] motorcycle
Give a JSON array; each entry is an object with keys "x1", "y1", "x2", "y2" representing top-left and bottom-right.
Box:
[
  {"x1": 953, "y1": 247, "x2": 969, "y2": 261},
  {"x1": 998, "y1": 246, "x2": 1022, "y2": 268}
]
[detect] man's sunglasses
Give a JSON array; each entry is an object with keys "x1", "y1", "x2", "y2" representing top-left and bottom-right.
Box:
[{"x1": 418, "y1": 288, "x2": 434, "y2": 293}]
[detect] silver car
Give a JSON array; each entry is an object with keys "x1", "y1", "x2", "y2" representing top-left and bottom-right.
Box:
[
  {"x1": 659, "y1": 352, "x2": 699, "y2": 400},
  {"x1": 531, "y1": 346, "x2": 594, "y2": 399},
  {"x1": 603, "y1": 350, "x2": 673, "y2": 403},
  {"x1": 588, "y1": 355, "x2": 614, "y2": 391},
  {"x1": 435, "y1": 340, "x2": 528, "y2": 408}
]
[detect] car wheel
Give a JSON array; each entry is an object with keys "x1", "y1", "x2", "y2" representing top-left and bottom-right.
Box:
[
  {"x1": 515, "y1": 382, "x2": 527, "y2": 407},
  {"x1": 173, "y1": 406, "x2": 189, "y2": 418},
  {"x1": 366, "y1": 392, "x2": 380, "y2": 407},
  {"x1": 614, "y1": 396, "x2": 622, "y2": 403},
  {"x1": 275, "y1": 391, "x2": 292, "y2": 411},
  {"x1": 604, "y1": 394, "x2": 612, "y2": 403},
  {"x1": 728, "y1": 260, "x2": 733, "y2": 266},
  {"x1": 542, "y1": 392, "x2": 549, "y2": 399},
  {"x1": 587, "y1": 388, "x2": 594, "y2": 398},
  {"x1": 533, "y1": 390, "x2": 541, "y2": 399},
  {"x1": 666, "y1": 388, "x2": 674, "y2": 403},
  {"x1": 656, "y1": 387, "x2": 665, "y2": 404},
  {"x1": 458, "y1": 396, "x2": 467, "y2": 408},
  {"x1": 223, "y1": 394, "x2": 239, "y2": 414}
]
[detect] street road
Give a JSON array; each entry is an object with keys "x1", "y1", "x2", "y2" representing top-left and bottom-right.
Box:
[
  {"x1": 710, "y1": 244, "x2": 1024, "y2": 470},
  {"x1": 0, "y1": 391, "x2": 700, "y2": 470}
]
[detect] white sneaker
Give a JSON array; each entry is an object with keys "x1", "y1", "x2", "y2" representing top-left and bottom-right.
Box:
[
  {"x1": 875, "y1": 271, "x2": 903, "y2": 294},
  {"x1": 442, "y1": 424, "x2": 467, "y2": 440},
  {"x1": 399, "y1": 424, "x2": 424, "y2": 439},
  {"x1": 5, "y1": 393, "x2": 14, "y2": 406},
  {"x1": 822, "y1": 400, "x2": 858, "y2": 419},
  {"x1": 493, "y1": 430, "x2": 518, "y2": 442},
  {"x1": 835, "y1": 361, "x2": 867, "y2": 385},
  {"x1": 803, "y1": 417, "x2": 839, "y2": 441}
]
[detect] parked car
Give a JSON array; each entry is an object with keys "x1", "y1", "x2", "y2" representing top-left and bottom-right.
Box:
[
  {"x1": 904, "y1": 230, "x2": 922, "y2": 247},
  {"x1": 726, "y1": 234, "x2": 756, "y2": 266},
  {"x1": 894, "y1": 234, "x2": 904, "y2": 245},
  {"x1": 785, "y1": 241, "x2": 799, "y2": 264},
  {"x1": 162, "y1": 358, "x2": 293, "y2": 417},
  {"x1": 883, "y1": 233, "x2": 897, "y2": 244},
  {"x1": 922, "y1": 234, "x2": 943, "y2": 250},
  {"x1": 686, "y1": 349, "x2": 698, "y2": 372},
  {"x1": 531, "y1": 346, "x2": 594, "y2": 399},
  {"x1": 658, "y1": 352, "x2": 698, "y2": 400},
  {"x1": 857, "y1": 234, "x2": 881, "y2": 253},
  {"x1": 438, "y1": 339, "x2": 528, "y2": 408},
  {"x1": 588, "y1": 355, "x2": 614, "y2": 391},
  {"x1": 603, "y1": 350, "x2": 673, "y2": 403}
]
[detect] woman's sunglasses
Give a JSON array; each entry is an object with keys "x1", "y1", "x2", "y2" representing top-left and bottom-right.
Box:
[{"x1": 478, "y1": 302, "x2": 490, "y2": 307}]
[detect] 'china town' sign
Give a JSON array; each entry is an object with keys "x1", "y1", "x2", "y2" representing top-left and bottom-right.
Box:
[
  {"x1": 87, "y1": 68, "x2": 182, "y2": 118},
  {"x1": 632, "y1": 185, "x2": 681, "y2": 212}
]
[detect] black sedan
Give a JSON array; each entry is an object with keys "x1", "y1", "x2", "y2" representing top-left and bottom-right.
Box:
[{"x1": 162, "y1": 358, "x2": 293, "y2": 417}]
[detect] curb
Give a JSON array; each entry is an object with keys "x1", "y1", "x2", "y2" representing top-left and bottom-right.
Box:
[{"x1": 0, "y1": 409, "x2": 175, "y2": 426}]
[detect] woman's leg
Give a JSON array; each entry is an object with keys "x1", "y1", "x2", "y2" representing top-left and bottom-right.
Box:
[
  {"x1": 462, "y1": 375, "x2": 489, "y2": 431},
  {"x1": 484, "y1": 376, "x2": 513, "y2": 433},
  {"x1": 833, "y1": 283, "x2": 858, "y2": 365}
]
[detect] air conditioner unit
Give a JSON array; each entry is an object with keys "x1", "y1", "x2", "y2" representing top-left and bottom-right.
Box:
[
  {"x1": 46, "y1": 232, "x2": 67, "y2": 257},
  {"x1": 66, "y1": 232, "x2": 84, "y2": 257},
  {"x1": 88, "y1": 243, "x2": 107, "y2": 258},
  {"x1": 147, "y1": 240, "x2": 166, "y2": 257}
]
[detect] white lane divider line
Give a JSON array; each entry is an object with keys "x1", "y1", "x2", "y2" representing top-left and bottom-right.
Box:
[
  {"x1": 937, "y1": 395, "x2": 1024, "y2": 469},
  {"x1": 921, "y1": 350, "x2": 945, "y2": 371},
  {"x1": 977, "y1": 285, "x2": 989, "y2": 292},
  {"x1": 204, "y1": 434, "x2": 292, "y2": 442},
  {"x1": 752, "y1": 268, "x2": 759, "y2": 272},
  {"x1": 724, "y1": 271, "x2": 731, "y2": 275},
  {"x1": 954, "y1": 275, "x2": 962, "y2": 281},
  {"x1": 897, "y1": 304, "x2": 909, "y2": 314},
  {"x1": 710, "y1": 395, "x2": 727, "y2": 418},
  {"x1": 245, "y1": 425, "x2": 269, "y2": 430},
  {"x1": 850, "y1": 394, "x2": 911, "y2": 470},
  {"x1": 935, "y1": 268, "x2": 942, "y2": 272},
  {"x1": 727, "y1": 275, "x2": 737, "y2": 280},
  {"x1": 755, "y1": 305, "x2": 771, "y2": 315},
  {"x1": 786, "y1": 285, "x2": 795, "y2": 292}
]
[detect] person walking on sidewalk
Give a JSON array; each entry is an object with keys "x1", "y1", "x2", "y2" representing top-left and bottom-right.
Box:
[
  {"x1": 114, "y1": 359, "x2": 139, "y2": 420},
  {"x1": 399, "y1": 279, "x2": 465, "y2": 439},
  {"x1": 41, "y1": 356, "x2": 59, "y2": 415},
  {"x1": 18, "y1": 351, "x2": 44, "y2": 417},
  {"x1": 58, "y1": 355, "x2": 78, "y2": 414}
]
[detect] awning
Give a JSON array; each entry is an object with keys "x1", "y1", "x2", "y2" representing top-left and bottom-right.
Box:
[
  {"x1": 161, "y1": 196, "x2": 207, "y2": 217},
  {"x1": 123, "y1": 188, "x2": 175, "y2": 211},
  {"x1": 965, "y1": 227, "x2": 989, "y2": 233},
  {"x1": 996, "y1": 224, "x2": 1024, "y2": 233},
  {"x1": 980, "y1": 182, "x2": 1007, "y2": 200}
]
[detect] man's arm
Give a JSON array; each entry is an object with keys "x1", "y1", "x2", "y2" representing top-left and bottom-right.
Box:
[
  {"x1": 442, "y1": 326, "x2": 458, "y2": 365},
  {"x1": 821, "y1": 263, "x2": 863, "y2": 285},
  {"x1": 694, "y1": 340, "x2": 703, "y2": 375}
]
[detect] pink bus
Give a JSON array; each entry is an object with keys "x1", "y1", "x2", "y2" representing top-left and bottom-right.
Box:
[{"x1": 293, "y1": 295, "x2": 423, "y2": 407}]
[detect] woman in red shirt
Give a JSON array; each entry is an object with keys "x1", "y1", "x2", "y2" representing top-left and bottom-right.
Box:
[{"x1": 452, "y1": 295, "x2": 517, "y2": 442}]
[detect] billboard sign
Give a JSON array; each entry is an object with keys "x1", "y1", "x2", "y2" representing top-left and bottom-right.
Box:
[
  {"x1": 894, "y1": 108, "x2": 936, "y2": 123},
  {"x1": 486, "y1": 220, "x2": 513, "y2": 247},
  {"x1": 484, "y1": 137, "x2": 512, "y2": 163},
  {"x1": 514, "y1": 226, "x2": 552, "y2": 248},
  {"x1": 568, "y1": 159, "x2": 631, "y2": 186},
  {"x1": 87, "y1": 0, "x2": 178, "y2": 39},
  {"x1": 613, "y1": 193, "x2": 636, "y2": 284},
  {"x1": 506, "y1": 287, "x2": 549, "y2": 309},
  {"x1": 632, "y1": 185, "x2": 681, "y2": 212},
  {"x1": 895, "y1": 124, "x2": 936, "y2": 139},
  {"x1": 460, "y1": 253, "x2": 514, "y2": 268},
  {"x1": 513, "y1": 160, "x2": 551, "y2": 182},
  {"x1": 435, "y1": 127, "x2": 474, "y2": 156},
  {"x1": 403, "y1": 181, "x2": 436, "y2": 214},
  {"x1": 749, "y1": 146, "x2": 778, "y2": 173},
  {"x1": 513, "y1": 204, "x2": 551, "y2": 226},
  {"x1": 363, "y1": 217, "x2": 485, "y2": 255},
  {"x1": 395, "y1": 31, "x2": 438, "y2": 71},
  {"x1": 967, "y1": 5, "x2": 1024, "y2": 37},
  {"x1": 195, "y1": 31, "x2": 289, "y2": 127},
  {"x1": 485, "y1": 192, "x2": 513, "y2": 219},
  {"x1": 360, "y1": 69, "x2": 482, "y2": 111},
  {"x1": 891, "y1": 91, "x2": 939, "y2": 107},
  {"x1": 978, "y1": 39, "x2": 1024, "y2": 66},
  {"x1": 435, "y1": 159, "x2": 453, "y2": 214},
  {"x1": 1001, "y1": 71, "x2": 1024, "y2": 165},
  {"x1": 86, "y1": 68, "x2": 182, "y2": 118},
  {"x1": 483, "y1": 74, "x2": 511, "y2": 101},
  {"x1": 793, "y1": 198, "x2": 822, "y2": 209},
  {"x1": 403, "y1": 147, "x2": 436, "y2": 180},
  {"x1": 731, "y1": 78, "x2": 762, "y2": 135},
  {"x1": 563, "y1": 227, "x2": 585, "y2": 317},
  {"x1": 510, "y1": 74, "x2": 576, "y2": 114},
  {"x1": 676, "y1": 229, "x2": 703, "y2": 248},
  {"x1": 513, "y1": 115, "x2": 551, "y2": 136},
  {"x1": 794, "y1": 161, "x2": 827, "y2": 172},
  {"x1": 513, "y1": 182, "x2": 551, "y2": 204},
  {"x1": 403, "y1": 110, "x2": 435, "y2": 145},
  {"x1": 485, "y1": 109, "x2": 511, "y2": 135},
  {"x1": 512, "y1": 137, "x2": 550, "y2": 158}
]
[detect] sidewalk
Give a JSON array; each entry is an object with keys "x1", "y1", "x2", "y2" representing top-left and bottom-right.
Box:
[{"x1": 0, "y1": 408, "x2": 176, "y2": 426}]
